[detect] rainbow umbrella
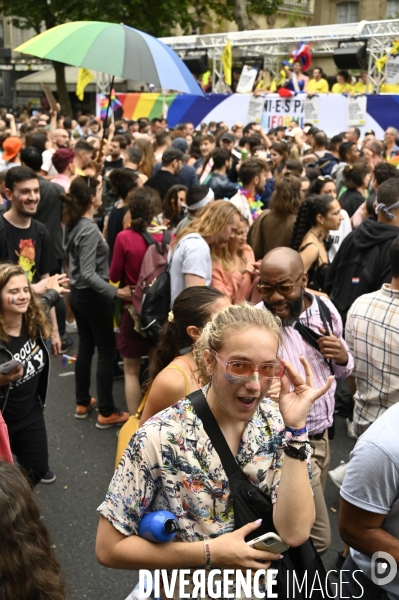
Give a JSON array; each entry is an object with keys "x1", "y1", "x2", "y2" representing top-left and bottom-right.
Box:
[
  {"x1": 14, "y1": 21, "x2": 203, "y2": 96},
  {"x1": 14, "y1": 21, "x2": 204, "y2": 156}
]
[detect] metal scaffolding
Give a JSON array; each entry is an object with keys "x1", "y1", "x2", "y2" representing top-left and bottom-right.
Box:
[{"x1": 160, "y1": 19, "x2": 399, "y2": 93}]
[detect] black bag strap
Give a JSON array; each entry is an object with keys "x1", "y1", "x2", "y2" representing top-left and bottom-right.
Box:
[
  {"x1": 188, "y1": 389, "x2": 247, "y2": 480},
  {"x1": 315, "y1": 296, "x2": 333, "y2": 336},
  {"x1": 140, "y1": 229, "x2": 171, "y2": 255}
]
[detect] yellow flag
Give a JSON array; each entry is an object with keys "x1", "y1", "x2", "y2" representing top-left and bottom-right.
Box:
[
  {"x1": 221, "y1": 39, "x2": 232, "y2": 86},
  {"x1": 76, "y1": 68, "x2": 94, "y2": 101}
]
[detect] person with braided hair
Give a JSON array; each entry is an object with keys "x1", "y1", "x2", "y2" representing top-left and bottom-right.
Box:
[{"x1": 291, "y1": 194, "x2": 343, "y2": 294}]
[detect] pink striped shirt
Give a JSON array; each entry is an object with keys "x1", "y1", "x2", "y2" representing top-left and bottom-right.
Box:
[{"x1": 256, "y1": 294, "x2": 354, "y2": 435}]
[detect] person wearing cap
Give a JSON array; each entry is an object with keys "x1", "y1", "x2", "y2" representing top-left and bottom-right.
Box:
[
  {"x1": 219, "y1": 132, "x2": 235, "y2": 152},
  {"x1": 0, "y1": 137, "x2": 23, "y2": 172},
  {"x1": 51, "y1": 148, "x2": 75, "y2": 192},
  {"x1": 145, "y1": 147, "x2": 186, "y2": 200},
  {"x1": 306, "y1": 67, "x2": 329, "y2": 94}
]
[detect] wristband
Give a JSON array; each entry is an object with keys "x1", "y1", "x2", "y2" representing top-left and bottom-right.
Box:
[
  {"x1": 203, "y1": 540, "x2": 211, "y2": 569},
  {"x1": 285, "y1": 426, "x2": 307, "y2": 436}
]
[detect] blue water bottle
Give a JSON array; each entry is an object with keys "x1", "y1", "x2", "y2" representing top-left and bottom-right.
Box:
[{"x1": 138, "y1": 511, "x2": 178, "y2": 543}]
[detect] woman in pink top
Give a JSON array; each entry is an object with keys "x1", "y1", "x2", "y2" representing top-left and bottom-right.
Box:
[
  {"x1": 110, "y1": 187, "x2": 170, "y2": 415},
  {"x1": 211, "y1": 216, "x2": 258, "y2": 303}
]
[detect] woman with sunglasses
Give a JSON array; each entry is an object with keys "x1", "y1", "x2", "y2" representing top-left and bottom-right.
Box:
[
  {"x1": 97, "y1": 302, "x2": 333, "y2": 599},
  {"x1": 290, "y1": 194, "x2": 344, "y2": 294},
  {"x1": 309, "y1": 176, "x2": 352, "y2": 262}
]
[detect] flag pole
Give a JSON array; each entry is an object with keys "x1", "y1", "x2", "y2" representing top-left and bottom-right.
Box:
[{"x1": 97, "y1": 75, "x2": 115, "y2": 164}]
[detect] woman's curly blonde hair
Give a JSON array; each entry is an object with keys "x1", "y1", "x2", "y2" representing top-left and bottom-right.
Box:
[
  {"x1": 0, "y1": 263, "x2": 52, "y2": 342},
  {"x1": 193, "y1": 302, "x2": 282, "y2": 385}
]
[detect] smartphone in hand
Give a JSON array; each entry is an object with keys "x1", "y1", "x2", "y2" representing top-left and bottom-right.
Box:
[{"x1": 247, "y1": 532, "x2": 289, "y2": 554}]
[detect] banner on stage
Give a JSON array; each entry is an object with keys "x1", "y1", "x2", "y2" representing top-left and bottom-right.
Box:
[
  {"x1": 347, "y1": 96, "x2": 367, "y2": 126},
  {"x1": 237, "y1": 65, "x2": 258, "y2": 94},
  {"x1": 247, "y1": 96, "x2": 264, "y2": 123},
  {"x1": 303, "y1": 96, "x2": 320, "y2": 125},
  {"x1": 386, "y1": 55, "x2": 399, "y2": 85},
  {"x1": 261, "y1": 97, "x2": 304, "y2": 130}
]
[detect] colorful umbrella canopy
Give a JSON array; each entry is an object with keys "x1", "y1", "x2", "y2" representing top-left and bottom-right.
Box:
[{"x1": 14, "y1": 21, "x2": 204, "y2": 96}]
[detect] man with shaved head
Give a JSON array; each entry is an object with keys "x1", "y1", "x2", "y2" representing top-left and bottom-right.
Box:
[
  {"x1": 256, "y1": 247, "x2": 354, "y2": 555},
  {"x1": 41, "y1": 128, "x2": 70, "y2": 178}
]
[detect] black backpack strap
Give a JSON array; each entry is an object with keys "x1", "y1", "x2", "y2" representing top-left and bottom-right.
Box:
[
  {"x1": 161, "y1": 230, "x2": 171, "y2": 254},
  {"x1": 188, "y1": 390, "x2": 245, "y2": 480},
  {"x1": 140, "y1": 229, "x2": 171, "y2": 255},
  {"x1": 315, "y1": 296, "x2": 333, "y2": 336}
]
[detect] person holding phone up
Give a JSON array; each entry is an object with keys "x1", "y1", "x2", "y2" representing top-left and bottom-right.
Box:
[
  {"x1": 96, "y1": 302, "x2": 333, "y2": 600},
  {"x1": 0, "y1": 263, "x2": 66, "y2": 486}
]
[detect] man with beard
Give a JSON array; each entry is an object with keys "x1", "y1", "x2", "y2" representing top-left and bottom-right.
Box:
[
  {"x1": 229, "y1": 158, "x2": 268, "y2": 226},
  {"x1": 256, "y1": 247, "x2": 353, "y2": 556},
  {"x1": 145, "y1": 147, "x2": 187, "y2": 200}
]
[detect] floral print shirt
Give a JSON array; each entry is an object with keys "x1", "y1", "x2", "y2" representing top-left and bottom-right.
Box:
[{"x1": 98, "y1": 394, "x2": 295, "y2": 599}]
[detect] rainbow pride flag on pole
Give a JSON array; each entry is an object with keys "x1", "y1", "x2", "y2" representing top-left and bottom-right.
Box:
[{"x1": 100, "y1": 89, "x2": 122, "y2": 120}]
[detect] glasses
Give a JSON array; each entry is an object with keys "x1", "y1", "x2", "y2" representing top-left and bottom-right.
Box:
[
  {"x1": 257, "y1": 273, "x2": 303, "y2": 297},
  {"x1": 213, "y1": 351, "x2": 285, "y2": 380}
]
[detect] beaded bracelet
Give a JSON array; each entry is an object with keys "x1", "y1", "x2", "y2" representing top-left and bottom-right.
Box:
[{"x1": 203, "y1": 540, "x2": 211, "y2": 568}]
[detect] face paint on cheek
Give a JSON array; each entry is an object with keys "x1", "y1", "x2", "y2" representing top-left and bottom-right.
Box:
[
  {"x1": 7, "y1": 296, "x2": 14, "y2": 305},
  {"x1": 224, "y1": 372, "x2": 243, "y2": 385}
]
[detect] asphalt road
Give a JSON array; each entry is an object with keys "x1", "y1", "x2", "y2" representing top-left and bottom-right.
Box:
[{"x1": 36, "y1": 334, "x2": 355, "y2": 600}]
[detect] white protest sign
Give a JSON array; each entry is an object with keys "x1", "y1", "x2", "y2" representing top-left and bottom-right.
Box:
[
  {"x1": 247, "y1": 96, "x2": 265, "y2": 123},
  {"x1": 347, "y1": 95, "x2": 367, "y2": 126},
  {"x1": 386, "y1": 55, "x2": 399, "y2": 85},
  {"x1": 261, "y1": 96, "x2": 304, "y2": 130},
  {"x1": 237, "y1": 65, "x2": 258, "y2": 94},
  {"x1": 303, "y1": 96, "x2": 320, "y2": 125}
]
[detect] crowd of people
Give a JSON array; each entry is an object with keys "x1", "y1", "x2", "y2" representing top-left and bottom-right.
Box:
[{"x1": 0, "y1": 104, "x2": 398, "y2": 600}]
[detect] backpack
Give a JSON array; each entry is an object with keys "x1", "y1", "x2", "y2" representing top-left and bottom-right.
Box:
[
  {"x1": 317, "y1": 152, "x2": 339, "y2": 176},
  {"x1": 132, "y1": 230, "x2": 171, "y2": 346},
  {"x1": 326, "y1": 238, "x2": 372, "y2": 325}
]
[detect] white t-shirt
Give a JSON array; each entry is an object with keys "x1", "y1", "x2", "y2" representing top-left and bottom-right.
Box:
[
  {"x1": 41, "y1": 148, "x2": 58, "y2": 176},
  {"x1": 328, "y1": 209, "x2": 352, "y2": 262},
  {"x1": 229, "y1": 191, "x2": 253, "y2": 226},
  {"x1": 340, "y1": 402, "x2": 399, "y2": 599},
  {"x1": 169, "y1": 233, "x2": 211, "y2": 306}
]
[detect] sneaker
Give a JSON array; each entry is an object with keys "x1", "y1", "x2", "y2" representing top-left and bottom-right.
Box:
[
  {"x1": 328, "y1": 462, "x2": 347, "y2": 489},
  {"x1": 40, "y1": 469, "x2": 57, "y2": 484},
  {"x1": 96, "y1": 410, "x2": 129, "y2": 430},
  {"x1": 61, "y1": 337, "x2": 74, "y2": 353},
  {"x1": 65, "y1": 320, "x2": 78, "y2": 333},
  {"x1": 346, "y1": 418, "x2": 357, "y2": 440},
  {"x1": 75, "y1": 397, "x2": 98, "y2": 419}
]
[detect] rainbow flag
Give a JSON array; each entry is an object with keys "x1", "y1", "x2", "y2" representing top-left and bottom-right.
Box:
[
  {"x1": 100, "y1": 89, "x2": 122, "y2": 120},
  {"x1": 62, "y1": 354, "x2": 77, "y2": 366}
]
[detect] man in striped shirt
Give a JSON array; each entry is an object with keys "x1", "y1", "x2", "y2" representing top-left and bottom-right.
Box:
[
  {"x1": 257, "y1": 247, "x2": 354, "y2": 555},
  {"x1": 345, "y1": 235, "x2": 399, "y2": 438}
]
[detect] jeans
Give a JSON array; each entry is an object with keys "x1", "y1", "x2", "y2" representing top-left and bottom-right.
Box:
[
  {"x1": 6, "y1": 403, "x2": 49, "y2": 487},
  {"x1": 69, "y1": 287, "x2": 117, "y2": 417}
]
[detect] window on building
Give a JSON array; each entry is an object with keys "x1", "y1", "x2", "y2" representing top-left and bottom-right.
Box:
[
  {"x1": 0, "y1": 21, "x2": 4, "y2": 47},
  {"x1": 387, "y1": 0, "x2": 399, "y2": 17},
  {"x1": 336, "y1": 2, "x2": 359, "y2": 23}
]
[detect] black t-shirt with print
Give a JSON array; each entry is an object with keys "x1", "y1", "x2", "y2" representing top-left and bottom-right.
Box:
[
  {"x1": 0, "y1": 216, "x2": 58, "y2": 284},
  {"x1": 2, "y1": 328, "x2": 47, "y2": 420}
]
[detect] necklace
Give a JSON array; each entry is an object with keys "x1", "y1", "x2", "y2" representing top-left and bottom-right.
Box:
[
  {"x1": 309, "y1": 229, "x2": 324, "y2": 242},
  {"x1": 238, "y1": 184, "x2": 263, "y2": 220}
]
